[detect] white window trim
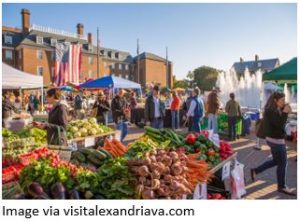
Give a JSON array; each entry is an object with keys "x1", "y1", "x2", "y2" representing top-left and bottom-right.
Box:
[
  {"x1": 119, "y1": 63, "x2": 122, "y2": 70},
  {"x1": 5, "y1": 50, "x2": 13, "y2": 60},
  {"x1": 51, "y1": 38, "x2": 57, "y2": 46},
  {"x1": 125, "y1": 64, "x2": 129, "y2": 70},
  {"x1": 36, "y1": 36, "x2": 43, "y2": 44},
  {"x1": 37, "y1": 50, "x2": 43, "y2": 60},
  {"x1": 37, "y1": 66, "x2": 44, "y2": 76},
  {"x1": 4, "y1": 35, "x2": 13, "y2": 44}
]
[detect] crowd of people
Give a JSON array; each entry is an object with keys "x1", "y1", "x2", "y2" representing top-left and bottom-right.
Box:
[{"x1": 2, "y1": 85, "x2": 296, "y2": 196}]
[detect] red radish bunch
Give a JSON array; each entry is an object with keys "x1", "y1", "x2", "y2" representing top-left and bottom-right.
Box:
[
  {"x1": 208, "y1": 193, "x2": 226, "y2": 199},
  {"x1": 219, "y1": 141, "x2": 234, "y2": 160}
]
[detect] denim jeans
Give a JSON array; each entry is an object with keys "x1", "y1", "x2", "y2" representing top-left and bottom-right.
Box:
[
  {"x1": 151, "y1": 118, "x2": 163, "y2": 129},
  {"x1": 191, "y1": 116, "x2": 201, "y2": 133},
  {"x1": 228, "y1": 116, "x2": 237, "y2": 140},
  {"x1": 171, "y1": 110, "x2": 179, "y2": 130},
  {"x1": 116, "y1": 121, "x2": 128, "y2": 143},
  {"x1": 208, "y1": 113, "x2": 218, "y2": 134},
  {"x1": 254, "y1": 141, "x2": 287, "y2": 189}
]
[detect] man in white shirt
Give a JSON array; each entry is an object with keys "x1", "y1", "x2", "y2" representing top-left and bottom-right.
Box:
[{"x1": 186, "y1": 87, "x2": 205, "y2": 132}]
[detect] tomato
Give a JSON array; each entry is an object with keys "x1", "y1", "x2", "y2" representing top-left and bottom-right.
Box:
[
  {"x1": 185, "y1": 134, "x2": 197, "y2": 144},
  {"x1": 207, "y1": 150, "x2": 215, "y2": 157}
]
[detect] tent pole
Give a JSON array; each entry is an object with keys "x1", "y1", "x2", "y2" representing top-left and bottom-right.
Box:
[{"x1": 41, "y1": 86, "x2": 44, "y2": 113}]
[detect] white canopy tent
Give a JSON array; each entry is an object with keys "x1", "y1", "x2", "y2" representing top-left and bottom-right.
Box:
[{"x1": 2, "y1": 62, "x2": 44, "y2": 107}]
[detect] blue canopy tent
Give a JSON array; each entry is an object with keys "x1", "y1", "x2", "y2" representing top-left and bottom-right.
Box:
[{"x1": 80, "y1": 75, "x2": 142, "y2": 95}]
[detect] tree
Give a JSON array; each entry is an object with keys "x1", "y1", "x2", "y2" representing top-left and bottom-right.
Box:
[{"x1": 189, "y1": 66, "x2": 220, "y2": 91}]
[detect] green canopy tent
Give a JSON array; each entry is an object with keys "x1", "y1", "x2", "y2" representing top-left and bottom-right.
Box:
[{"x1": 263, "y1": 57, "x2": 297, "y2": 83}]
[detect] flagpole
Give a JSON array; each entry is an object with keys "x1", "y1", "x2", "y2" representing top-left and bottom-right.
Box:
[
  {"x1": 97, "y1": 27, "x2": 99, "y2": 78},
  {"x1": 137, "y1": 38, "x2": 140, "y2": 84},
  {"x1": 166, "y1": 46, "x2": 169, "y2": 88}
]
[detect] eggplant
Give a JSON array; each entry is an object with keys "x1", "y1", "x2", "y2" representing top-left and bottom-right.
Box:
[
  {"x1": 93, "y1": 194, "x2": 106, "y2": 199},
  {"x1": 68, "y1": 189, "x2": 81, "y2": 200},
  {"x1": 34, "y1": 193, "x2": 50, "y2": 199},
  {"x1": 51, "y1": 182, "x2": 66, "y2": 199},
  {"x1": 28, "y1": 182, "x2": 45, "y2": 198}
]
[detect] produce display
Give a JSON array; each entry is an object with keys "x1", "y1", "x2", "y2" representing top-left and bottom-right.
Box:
[
  {"x1": 70, "y1": 147, "x2": 112, "y2": 170},
  {"x1": 67, "y1": 118, "x2": 113, "y2": 139},
  {"x1": 2, "y1": 127, "x2": 47, "y2": 148},
  {"x1": 127, "y1": 150, "x2": 195, "y2": 199},
  {"x1": 2, "y1": 122, "x2": 235, "y2": 200}
]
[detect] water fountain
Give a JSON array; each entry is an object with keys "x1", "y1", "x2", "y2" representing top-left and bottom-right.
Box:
[{"x1": 216, "y1": 68, "x2": 263, "y2": 109}]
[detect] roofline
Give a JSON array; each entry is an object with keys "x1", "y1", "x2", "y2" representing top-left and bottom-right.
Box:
[{"x1": 232, "y1": 58, "x2": 279, "y2": 65}]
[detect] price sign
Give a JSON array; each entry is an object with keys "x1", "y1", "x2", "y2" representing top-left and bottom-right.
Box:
[
  {"x1": 193, "y1": 183, "x2": 207, "y2": 200},
  {"x1": 85, "y1": 137, "x2": 95, "y2": 148},
  {"x1": 222, "y1": 161, "x2": 231, "y2": 181}
]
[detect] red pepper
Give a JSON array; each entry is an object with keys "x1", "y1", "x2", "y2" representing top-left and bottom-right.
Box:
[{"x1": 185, "y1": 134, "x2": 197, "y2": 144}]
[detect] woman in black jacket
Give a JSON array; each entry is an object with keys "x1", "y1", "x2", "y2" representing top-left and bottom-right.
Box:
[
  {"x1": 34, "y1": 88, "x2": 68, "y2": 145},
  {"x1": 251, "y1": 91, "x2": 295, "y2": 195},
  {"x1": 93, "y1": 92, "x2": 110, "y2": 125}
]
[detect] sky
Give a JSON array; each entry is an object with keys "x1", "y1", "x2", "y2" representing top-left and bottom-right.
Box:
[{"x1": 2, "y1": 3, "x2": 297, "y2": 79}]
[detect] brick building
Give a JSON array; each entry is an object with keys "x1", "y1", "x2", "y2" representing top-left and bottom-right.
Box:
[{"x1": 2, "y1": 8, "x2": 173, "y2": 88}]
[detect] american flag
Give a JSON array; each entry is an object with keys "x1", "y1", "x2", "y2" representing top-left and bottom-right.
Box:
[{"x1": 54, "y1": 43, "x2": 82, "y2": 86}]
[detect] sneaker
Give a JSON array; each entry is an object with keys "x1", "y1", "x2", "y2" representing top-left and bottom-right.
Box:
[
  {"x1": 278, "y1": 188, "x2": 296, "y2": 196},
  {"x1": 250, "y1": 169, "x2": 256, "y2": 182}
]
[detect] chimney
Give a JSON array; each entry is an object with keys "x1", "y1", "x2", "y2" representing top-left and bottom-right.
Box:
[
  {"x1": 21, "y1": 8, "x2": 30, "y2": 34},
  {"x1": 88, "y1": 32, "x2": 93, "y2": 45},
  {"x1": 255, "y1": 54, "x2": 259, "y2": 61},
  {"x1": 240, "y1": 57, "x2": 244, "y2": 63},
  {"x1": 77, "y1": 23, "x2": 84, "y2": 38}
]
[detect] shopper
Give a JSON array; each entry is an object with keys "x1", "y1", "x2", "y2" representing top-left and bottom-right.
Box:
[
  {"x1": 14, "y1": 95, "x2": 22, "y2": 111},
  {"x1": 145, "y1": 85, "x2": 165, "y2": 129},
  {"x1": 93, "y1": 92, "x2": 110, "y2": 125},
  {"x1": 170, "y1": 90, "x2": 181, "y2": 130},
  {"x1": 33, "y1": 88, "x2": 68, "y2": 145},
  {"x1": 111, "y1": 89, "x2": 129, "y2": 143},
  {"x1": 225, "y1": 93, "x2": 241, "y2": 141},
  {"x1": 74, "y1": 92, "x2": 83, "y2": 119},
  {"x1": 206, "y1": 90, "x2": 221, "y2": 134},
  {"x1": 250, "y1": 92, "x2": 295, "y2": 195},
  {"x1": 186, "y1": 87, "x2": 205, "y2": 133}
]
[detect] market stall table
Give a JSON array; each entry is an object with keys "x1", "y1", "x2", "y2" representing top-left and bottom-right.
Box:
[{"x1": 68, "y1": 131, "x2": 116, "y2": 148}]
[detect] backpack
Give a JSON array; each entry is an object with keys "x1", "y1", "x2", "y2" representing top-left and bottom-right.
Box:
[
  {"x1": 193, "y1": 97, "x2": 204, "y2": 118},
  {"x1": 74, "y1": 95, "x2": 83, "y2": 109}
]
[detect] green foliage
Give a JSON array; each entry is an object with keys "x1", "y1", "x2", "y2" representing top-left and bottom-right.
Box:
[{"x1": 187, "y1": 66, "x2": 220, "y2": 91}]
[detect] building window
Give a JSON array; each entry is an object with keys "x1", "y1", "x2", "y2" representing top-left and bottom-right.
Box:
[
  {"x1": 88, "y1": 45, "x2": 93, "y2": 52},
  {"x1": 119, "y1": 63, "x2": 122, "y2": 70},
  {"x1": 37, "y1": 50, "x2": 43, "y2": 59},
  {"x1": 125, "y1": 64, "x2": 129, "y2": 70},
  {"x1": 88, "y1": 56, "x2": 94, "y2": 64},
  {"x1": 88, "y1": 70, "x2": 93, "y2": 78},
  {"x1": 115, "y1": 53, "x2": 119, "y2": 59},
  {"x1": 51, "y1": 38, "x2": 57, "y2": 46},
  {"x1": 37, "y1": 66, "x2": 44, "y2": 76},
  {"x1": 111, "y1": 63, "x2": 115, "y2": 69},
  {"x1": 4, "y1": 35, "x2": 13, "y2": 44},
  {"x1": 36, "y1": 36, "x2": 43, "y2": 44},
  {"x1": 5, "y1": 50, "x2": 13, "y2": 60},
  {"x1": 51, "y1": 51, "x2": 55, "y2": 61}
]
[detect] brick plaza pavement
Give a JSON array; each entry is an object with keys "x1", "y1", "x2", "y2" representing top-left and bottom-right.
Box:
[{"x1": 123, "y1": 124, "x2": 297, "y2": 199}]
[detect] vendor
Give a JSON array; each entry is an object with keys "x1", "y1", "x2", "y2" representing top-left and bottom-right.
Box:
[
  {"x1": 93, "y1": 92, "x2": 110, "y2": 125},
  {"x1": 2, "y1": 93, "x2": 17, "y2": 126},
  {"x1": 33, "y1": 88, "x2": 68, "y2": 145}
]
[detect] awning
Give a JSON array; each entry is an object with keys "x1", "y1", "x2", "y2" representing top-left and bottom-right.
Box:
[
  {"x1": 263, "y1": 57, "x2": 297, "y2": 81},
  {"x1": 80, "y1": 75, "x2": 141, "y2": 90},
  {"x1": 2, "y1": 63, "x2": 43, "y2": 89}
]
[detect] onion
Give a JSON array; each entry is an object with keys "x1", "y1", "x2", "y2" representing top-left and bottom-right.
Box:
[
  {"x1": 151, "y1": 169, "x2": 161, "y2": 179},
  {"x1": 163, "y1": 174, "x2": 173, "y2": 183},
  {"x1": 149, "y1": 155, "x2": 157, "y2": 163},
  {"x1": 150, "y1": 150, "x2": 157, "y2": 155},
  {"x1": 171, "y1": 163, "x2": 183, "y2": 176},
  {"x1": 137, "y1": 165, "x2": 150, "y2": 177},
  {"x1": 157, "y1": 150, "x2": 166, "y2": 155},
  {"x1": 136, "y1": 184, "x2": 144, "y2": 198},
  {"x1": 139, "y1": 177, "x2": 147, "y2": 184},
  {"x1": 149, "y1": 162, "x2": 159, "y2": 172},
  {"x1": 142, "y1": 189, "x2": 155, "y2": 199},
  {"x1": 151, "y1": 179, "x2": 160, "y2": 190},
  {"x1": 161, "y1": 156, "x2": 172, "y2": 167}
]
